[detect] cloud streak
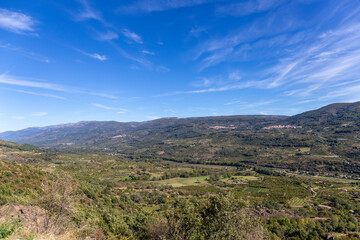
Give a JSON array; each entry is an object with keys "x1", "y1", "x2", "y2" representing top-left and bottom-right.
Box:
[
  {"x1": 141, "y1": 50, "x2": 155, "y2": 55},
  {"x1": 31, "y1": 112, "x2": 47, "y2": 117},
  {"x1": 122, "y1": 29, "x2": 143, "y2": 44},
  {"x1": 169, "y1": 0, "x2": 360, "y2": 104},
  {"x1": 86, "y1": 53, "x2": 107, "y2": 61},
  {"x1": 72, "y1": 0, "x2": 169, "y2": 71},
  {"x1": 75, "y1": 0, "x2": 102, "y2": 21},
  {"x1": 0, "y1": 73, "x2": 64, "y2": 91},
  {"x1": 12, "y1": 116, "x2": 25, "y2": 120},
  {"x1": 96, "y1": 31, "x2": 118, "y2": 41},
  {"x1": 217, "y1": 0, "x2": 286, "y2": 16},
  {"x1": 75, "y1": 48, "x2": 107, "y2": 61},
  {"x1": 119, "y1": 0, "x2": 216, "y2": 14},
  {"x1": 16, "y1": 90, "x2": 66, "y2": 100},
  {"x1": 91, "y1": 103, "x2": 114, "y2": 110},
  {"x1": 262, "y1": 22, "x2": 360, "y2": 99},
  {"x1": 0, "y1": 8, "x2": 36, "y2": 34},
  {"x1": 0, "y1": 42, "x2": 50, "y2": 63},
  {"x1": 0, "y1": 73, "x2": 118, "y2": 101}
]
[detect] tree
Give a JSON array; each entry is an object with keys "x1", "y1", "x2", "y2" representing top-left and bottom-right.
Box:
[{"x1": 37, "y1": 173, "x2": 76, "y2": 234}]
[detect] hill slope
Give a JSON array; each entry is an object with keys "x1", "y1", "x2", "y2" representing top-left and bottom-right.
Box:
[
  {"x1": 0, "y1": 115, "x2": 286, "y2": 148},
  {"x1": 1, "y1": 102, "x2": 360, "y2": 173},
  {"x1": 285, "y1": 101, "x2": 360, "y2": 126}
]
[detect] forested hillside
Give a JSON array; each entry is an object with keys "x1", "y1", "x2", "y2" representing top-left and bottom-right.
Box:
[{"x1": 2, "y1": 102, "x2": 360, "y2": 176}]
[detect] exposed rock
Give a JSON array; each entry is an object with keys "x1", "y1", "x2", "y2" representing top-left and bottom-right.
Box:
[{"x1": 0, "y1": 203, "x2": 49, "y2": 233}]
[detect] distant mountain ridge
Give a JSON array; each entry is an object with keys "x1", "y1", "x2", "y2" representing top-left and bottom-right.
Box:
[
  {"x1": 285, "y1": 101, "x2": 360, "y2": 126},
  {"x1": 1, "y1": 101, "x2": 360, "y2": 156},
  {"x1": 0, "y1": 115, "x2": 287, "y2": 147}
]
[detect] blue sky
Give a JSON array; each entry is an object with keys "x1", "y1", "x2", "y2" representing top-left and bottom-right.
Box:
[{"x1": 1, "y1": 0, "x2": 360, "y2": 132}]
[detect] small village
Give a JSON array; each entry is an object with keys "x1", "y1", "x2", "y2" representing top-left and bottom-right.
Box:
[{"x1": 262, "y1": 125, "x2": 303, "y2": 130}]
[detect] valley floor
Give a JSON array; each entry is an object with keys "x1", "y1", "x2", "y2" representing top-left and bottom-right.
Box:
[{"x1": 1, "y1": 143, "x2": 360, "y2": 239}]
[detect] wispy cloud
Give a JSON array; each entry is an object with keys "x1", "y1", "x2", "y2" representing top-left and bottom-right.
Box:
[
  {"x1": 318, "y1": 83, "x2": 360, "y2": 102},
  {"x1": 228, "y1": 71, "x2": 241, "y2": 81},
  {"x1": 189, "y1": 26, "x2": 209, "y2": 38},
  {"x1": 71, "y1": 1, "x2": 170, "y2": 72},
  {"x1": 0, "y1": 9, "x2": 36, "y2": 34},
  {"x1": 167, "y1": 18, "x2": 360, "y2": 99},
  {"x1": 119, "y1": 0, "x2": 216, "y2": 14},
  {"x1": 87, "y1": 53, "x2": 107, "y2": 61},
  {"x1": 1, "y1": 73, "x2": 118, "y2": 101},
  {"x1": 109, "y1": 42, "x2": 166, "y2": 71},
  {"x1": 16, "y1": 90, "x2": 66, "y2": 100},
  {"x1": 175, "y1": 0, "x2": 360, "y2": 104},
  {"x1": 31, "y1": 112, "x2": 47, "y2": 117},
  {"x1": 147, "y1": 116, "x2": 161, "y2": 120},
  {"x1": 224, "y1": 99, "x2": 242, "y2": 106},
  {"x1": 96, "y1": 31, "x2": 118, "y2": 41},
  {"x1": 12, "y1": 116, "x2": 25, "y2": 120},
  {"x1": 0, "y1": 42, "x2": 50, "y2": 63},
  {"x1": 192, "y1": 6, "x2": 305, "y2": 71},
  {"x1": 161, "y1": 82, "x2": 256, "y2": 96},
  {"x1": 217, "y1": 0, "x2": 286, "y2": 16},
  {"x1": 91, "y1": 103, "x2": 114, "y2": 110},
  {"x1": 141, "y1": 50, "x2": 155, "y2": 55},
  {"x1": 0, "y1": 73, "x2": 64, "y2": 91},
  {"x1": 75, "y1": 48, "x2": 107, "y2": 61},
  {"x1": 162, "y1": 70, "x2": 248, "y2": 96},
  {"x1": 262, "y1": 22, "x2": 360, "y2": 99},
  {"x1": 122, "y1": 29, "x2": 143, "y2": 44},
  {"x1": 75, "y1": 0, "x2": 102, "y2": 21},
  {"x1": 89, "y1": 92, "x2": 117, "y2": 99},
  {"x1": 224, "y1": 99, "x2": 279, "y2": 109}
]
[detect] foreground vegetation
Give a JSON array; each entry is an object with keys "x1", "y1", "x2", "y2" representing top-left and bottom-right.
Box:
[{"x1": 0, "y1": 141, "x2": 360, "y2": 239}]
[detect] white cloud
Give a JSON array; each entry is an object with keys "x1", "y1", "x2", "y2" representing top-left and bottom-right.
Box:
[
  {"x1": 191, "y1": 77, "x2": 213, "y2": 87},
  {"x1": 31, "y1": 112, "x2": 47, "y2": 117},
  {"x1": 165, "y1": 70, "x2": 245, "y2": 96},
  {"x1": 96, "y1": 31, "x2": 118, "y2": 41},
  {"x1": 141, "y1": 50, "x2": 155, "y2": 55},
  {"x1": 76, "y1": 0, "x2": 102, "y2": 21},
  {"x1": 224, "y1": 100, "x2": 242, "y2": 106},
  {"x1": 173, "y1": 2, "x2": 360, "y2": 104},
  {"x1": 192, "y1": 3, "x2": 308, "y2": 70},
  {"x1": 89, "y1": 92, "x2": 117, "y2": 99},
  {"x1": 117, "y1": 111, "x2": 126, "y2": 114},
  {"x1": 109, "y1": 42, "x2": 167, "y2": 71},
  {"x1": 88, "y1": 53, "x2": 107, "y2": 61},
  {"x1": 0, "y1": 9, "x2": 36, "y2": 34},
  {"x1": 122, "y1": 29, "x2": 143, "y2": 44},
  {"x1": 156, "y1": 66, "x2": 170, "y2": 72},
  {"x1": 0, "y1": 73, "x2": 64, "y2": 91},
  {"x1": 0, "y1": 42, "x2": 49, "y2": 63},
  {"x1": 160, "y1": 81, "x2": 255, "y2": 96},
  {"x1": 12, "y1": 116, "x2": 25, "y2": 120},
  {"x1": 228, "y1": 71, "x2": 241, "y2": 81},
  {"x1": 262, "y1": 23, "x2": 360, "y2": 98},
  {"x1": 189, "y1": 26, "x2": 208, "y2": 38},
  {"x1": 76, "y1": 49, "x2": 107, "y2": 61},
  {"x1": 91, "y1": 103, "x2": 114, "y2": 110},
  {"x1": 16, "y1": 90, "x2": 66, "y2": 100},
  {"x1": 147, "y1": 116, "x2": 161, "y2": 120},
  {"x1": 1, "y1": 73, "x2": 117, "y2": 101},
  {"x1": 217, "y1": 0, "x2": 286, "y2": 16},
  {"x1": 119, "y1": 0, "x2": 216, "y2": 13}
]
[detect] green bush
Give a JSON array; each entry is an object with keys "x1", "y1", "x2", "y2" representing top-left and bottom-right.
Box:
[{"x1": 0, "y1": 221, "x2": 17, "y2": 239}]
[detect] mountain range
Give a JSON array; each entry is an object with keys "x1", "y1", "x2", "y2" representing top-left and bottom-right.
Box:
[{"x1": 1, "y1": 101, "x2": 360, "y2": 173}]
